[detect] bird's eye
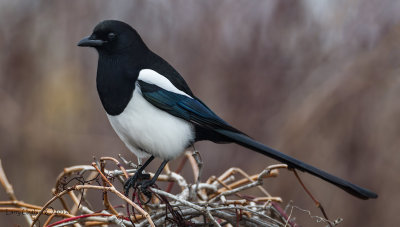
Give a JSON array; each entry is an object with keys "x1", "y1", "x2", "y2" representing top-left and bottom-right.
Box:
[{"x1": 108, "y1": 32, "x2": 116, "y2": 40}]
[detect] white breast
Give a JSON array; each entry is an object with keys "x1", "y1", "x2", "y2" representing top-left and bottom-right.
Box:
[{"x1": 107, "y1": 82, "x2": 195, "y2": 161}]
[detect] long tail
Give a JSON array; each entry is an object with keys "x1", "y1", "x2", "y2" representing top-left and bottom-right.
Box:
[{"x1": 215, "y1": 129, "x2": 378, "y2": 200}]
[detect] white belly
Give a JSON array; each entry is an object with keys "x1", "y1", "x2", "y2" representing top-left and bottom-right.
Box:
[{"x1": 107, "y1": 84, "x2": 195, "y2": 160}]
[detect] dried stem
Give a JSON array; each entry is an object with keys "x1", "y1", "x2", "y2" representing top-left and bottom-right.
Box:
[{"x1": 0, "y1": 155, "x2": 338, "y2": 226}]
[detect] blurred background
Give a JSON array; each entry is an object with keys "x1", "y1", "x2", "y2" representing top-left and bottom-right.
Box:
[{"x1": 0, "y1": 0, "x2": 399, "y2": 226}]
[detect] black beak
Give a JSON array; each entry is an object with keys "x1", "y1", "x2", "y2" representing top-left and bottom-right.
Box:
[{"x1": 77, "y1": 36, "x2": 105, "y2": 47}]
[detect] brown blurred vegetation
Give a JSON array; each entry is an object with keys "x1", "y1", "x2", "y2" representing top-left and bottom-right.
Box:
[{"x1": 0, "y1": 0, "x2": 399, "y2": 226}]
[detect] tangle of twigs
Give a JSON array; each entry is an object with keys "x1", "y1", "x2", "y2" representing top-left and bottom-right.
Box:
[{"x1": 0, "y1": 151, "x2": 342, "y2": 226}]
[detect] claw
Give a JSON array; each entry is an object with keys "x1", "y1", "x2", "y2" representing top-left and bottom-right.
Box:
[
  {"x1": 123, "y1": 157, "x2": 167, "y2": 200},
  {"x1": 138, "y1": 180, "x2": 154, "y2": 204},
  {"x1": 124, "y1": 176, "x2": 136, "y2": 196},
  {"x1": 141, "y1": 173, "x2": 151, "y2": 180},
  {"x1": 124, "y1": 172, "x2": 151, "y2": 196}
]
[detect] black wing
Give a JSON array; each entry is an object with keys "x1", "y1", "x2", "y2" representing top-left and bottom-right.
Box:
[
  {"x1": 138, "y1": 80, "x2": 242, "y2": 133},
  {"x1": 138, "y1": 80, "x2": 378, "y2": 200}
]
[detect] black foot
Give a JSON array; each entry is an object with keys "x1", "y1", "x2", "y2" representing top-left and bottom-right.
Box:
[
  {"x1": 124, "y1": 172, "x2": 150, "y2": 196},
  {"x1": 137, "y1": 179, "x2": 155, "y2": 204}
]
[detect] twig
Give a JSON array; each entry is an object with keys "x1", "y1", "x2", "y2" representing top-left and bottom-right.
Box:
[
  {"x1": 292, "y1": 169, "x2": 331, "y2": 226},
  {"x1": 31, "y1": 185, "x2": 154, "y2": 227},
  {"x1": 151, "y1": 188, "x2": 204, "y2": 211},
  {"x1": 101, "y1": 156, "x2": 129, "y2": 179},
  {"x1": 0, "y1": 159, "x2": 34, "y2": 225},
  {"x1": 209, "y1": 167, "x2": 274, "y2": 203}
]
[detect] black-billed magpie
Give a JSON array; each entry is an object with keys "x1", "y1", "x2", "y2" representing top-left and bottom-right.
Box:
[{"x1": 78, "y1": 20, "x2": 377, "y2": 200}]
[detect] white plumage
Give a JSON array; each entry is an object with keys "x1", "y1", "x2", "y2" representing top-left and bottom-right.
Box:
[
  {"x1": 107, "y1": 69, "x2": 195, "y2": 160},
  {"x1": 138, "y1": 69, "x2": 192, "y2": 98}
]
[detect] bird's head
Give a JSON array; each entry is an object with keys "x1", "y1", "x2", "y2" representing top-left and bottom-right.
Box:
[{"x1": 78, "y1": 20, "x2": 145, "y2": 54}]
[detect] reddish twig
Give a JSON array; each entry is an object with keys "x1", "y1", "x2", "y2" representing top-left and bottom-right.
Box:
[{"x1": 292, "y1": 168, "x2": 331, "y2": 226}]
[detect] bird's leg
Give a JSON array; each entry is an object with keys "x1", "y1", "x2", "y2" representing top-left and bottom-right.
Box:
[
  {"x1": 190, "y1": 145, "x2": 203, "y2": 200},
  {"x1": 137, "y1": 157, "x2": 143, "y2": 166},
  {"x1": 192, "y1": 145, "x2": 203, "y2": 184},
  {"x1": 136, "y1": 157, "x2": 150, "y2": 179},
  {"x1": 124, "y1": 155, "x2": 154, "y2": 196},
  {"x1": 138, "y1": 160, "x2": 168, "y2": 200}
]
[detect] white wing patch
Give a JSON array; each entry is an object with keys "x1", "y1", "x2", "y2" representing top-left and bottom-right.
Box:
[{"x1": 138, "y1": 69, "x2": 192, "y2": 98}]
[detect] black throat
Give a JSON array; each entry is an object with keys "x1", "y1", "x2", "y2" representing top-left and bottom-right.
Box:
[{"x1": 96, "y1": 48, "x2": 145, "y2": 116}]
